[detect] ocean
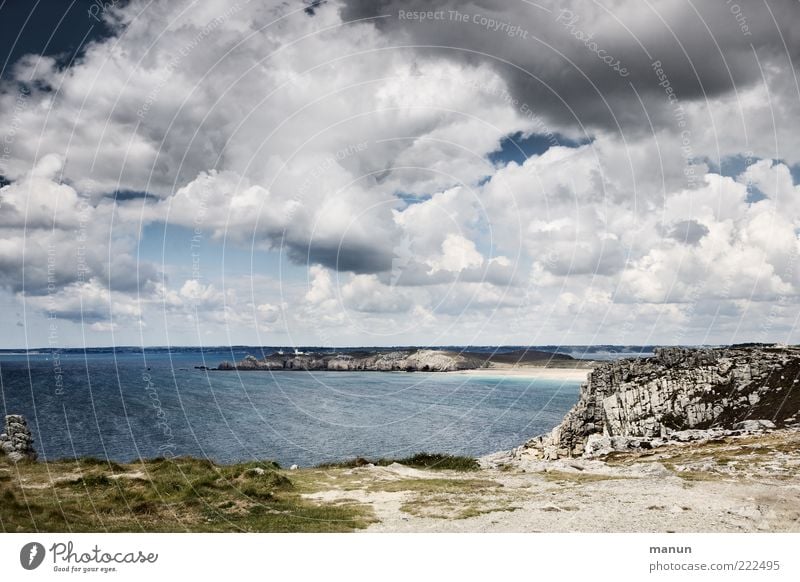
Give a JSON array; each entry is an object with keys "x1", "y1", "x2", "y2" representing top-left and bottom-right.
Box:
[{"x1": 0, "y1": 349, "x2": 581, "y2": 467}]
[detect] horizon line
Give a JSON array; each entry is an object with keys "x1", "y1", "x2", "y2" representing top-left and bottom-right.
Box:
[{"x1": 0, "y1": 342, "x2": 787, "y2": 352}]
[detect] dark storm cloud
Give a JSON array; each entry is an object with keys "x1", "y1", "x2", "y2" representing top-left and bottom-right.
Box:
[
  {"x1": 0, "y1": 252, "x2": 161, "y2": 297},
  {"x1": 101, "y1": 255, "x2": 162, "y2": 294},
  {"x1": 340, "y1": 0, "x2": 800, "y2": 134},
  {"x1": 286, "y1": 240, "x2": 395, "y2": 274}
]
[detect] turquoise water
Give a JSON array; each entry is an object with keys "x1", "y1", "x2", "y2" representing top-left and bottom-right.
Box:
[{"x1": 0, "y1": 350, "x2": 580, "y2": 467}]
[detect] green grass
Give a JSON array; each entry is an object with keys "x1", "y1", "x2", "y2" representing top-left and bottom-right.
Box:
[
  {"x1": 0, "y1": 456, "x2": 375, "y2": 533},
  {"x1": 317, "y1": 452, "x2": 480, "y2": 472}
]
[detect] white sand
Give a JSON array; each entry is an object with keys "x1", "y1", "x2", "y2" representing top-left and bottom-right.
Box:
[{"x1": 448, "y1": 367, "x2": 592, "y2": 382}]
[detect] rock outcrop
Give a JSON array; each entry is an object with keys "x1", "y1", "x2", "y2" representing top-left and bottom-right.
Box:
[
  {"x1": 217, "y1": 349, "x2": 559, "y2": 372},
  {"x1": 0, "y1": 414, "x2": 37, "y2": 462},
  {"x1": 518, "y1": 345, "x2": 800, "y2": 460}
]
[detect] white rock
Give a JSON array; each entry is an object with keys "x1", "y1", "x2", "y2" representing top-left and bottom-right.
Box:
[{"x1": 732, "y1": 419, "x2": 776, "y2": 432}]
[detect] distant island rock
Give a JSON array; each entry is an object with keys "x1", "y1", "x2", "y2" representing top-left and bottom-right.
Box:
[
  {"x1": 215, "y1": 348, "x2": 575, "y2": 372},
  {"x1": 517, "y1": 345, "x2": 800, "y2": 460}
]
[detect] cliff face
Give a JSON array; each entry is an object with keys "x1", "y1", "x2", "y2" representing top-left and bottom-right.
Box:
[
  {"x1": 521, "y1": 346, "x2": 800, "y2": 459},
  {"x1": 218, "y1": 349, "x2": 490, "y2": 372}
]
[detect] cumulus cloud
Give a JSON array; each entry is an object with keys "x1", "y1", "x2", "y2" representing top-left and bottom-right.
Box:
[
  {"x1": 1, "y1": 0, "x2": 799, "y2": 345},
  {"x1": 0, "y1": 154, "x2": 161, "y2": 299}
]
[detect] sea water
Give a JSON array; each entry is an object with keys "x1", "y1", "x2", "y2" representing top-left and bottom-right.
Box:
[{"x1": 0, "y1": 350, "x2": 580, "y2": 467}]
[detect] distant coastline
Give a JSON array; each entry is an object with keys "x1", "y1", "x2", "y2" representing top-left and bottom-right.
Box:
[{"x1": 210, "y1": 348, "x2": 590, "y2": 374}]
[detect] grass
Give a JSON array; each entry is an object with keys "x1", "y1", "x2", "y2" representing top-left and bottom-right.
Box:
[
  {"x1": 317, "y1": 452, "x2": 480, "y2": 472},
  {"x1": 400, "y1": 500, "x2": 519, "y2": 520},
  {"x1": 0, "y1": 456, "x2": 375, "y2": 532}
]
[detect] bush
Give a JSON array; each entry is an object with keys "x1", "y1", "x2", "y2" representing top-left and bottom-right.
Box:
[
  {"x1": 318, "y1": 453, "x2": 480, "y2": 472},
  {"x1": 383, "y1": 453, "x2": 480, "y2": 472}
]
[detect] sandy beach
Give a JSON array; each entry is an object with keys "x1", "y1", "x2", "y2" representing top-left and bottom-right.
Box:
[{"x1": 448, "y1": 366, "x2": 593, "y2": 382}]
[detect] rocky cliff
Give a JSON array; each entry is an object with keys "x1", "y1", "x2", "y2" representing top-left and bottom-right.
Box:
[
  {"x1": 215, "y1": 348, "x2": 573, "y2": 373},
  {"x1": 519, "y1": 345, "x2": 800, "y2": 460},
  {"x1": 0, "y1": 415, "x2": 37, "y2": 462},
  {"x1": 218, "y1": 349, "x2": 490, "y2": 372}
]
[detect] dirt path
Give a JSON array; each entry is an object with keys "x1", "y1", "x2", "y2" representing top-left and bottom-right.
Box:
[{"x1": 302, "y1": 432, "x2": 800, "y2": 532}]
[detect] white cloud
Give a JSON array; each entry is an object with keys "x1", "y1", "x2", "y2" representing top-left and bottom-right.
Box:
[
  {"x1": 2, "y1": 0, "x2": 800, "y2": 346},
  {"x1": 426, "y1": 234, "x2": 484, "y2": 274}
]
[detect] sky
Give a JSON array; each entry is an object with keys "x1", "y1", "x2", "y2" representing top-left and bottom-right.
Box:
[{"x1": 0, "y1": 0, "x2": 799, "y2": 348}]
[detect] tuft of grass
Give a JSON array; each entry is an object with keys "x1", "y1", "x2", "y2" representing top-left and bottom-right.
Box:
[
  {"x1": 74, "y1": 474, "x2": 113, "y2": 487},
  {"x1": 316, "y1": 457, "x2": 373, "y2": 469},
  {"x1": 77, "y1": 457, "x2": 126, "y2": 472},
  {"x1": 382, "y1": 453, "x2": 480, "y2": 472},
  {"x1": 317, "y1": 453, "x2": 479, "y2": 472}
]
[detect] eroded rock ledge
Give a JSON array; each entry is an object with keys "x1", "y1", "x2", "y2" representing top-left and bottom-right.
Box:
[
  {"x1": 517, "y1": 345, "x2": 800, "y2": 460},
  {"x1": 214, "y1": 348, "x2": 573, "y2": 373}
]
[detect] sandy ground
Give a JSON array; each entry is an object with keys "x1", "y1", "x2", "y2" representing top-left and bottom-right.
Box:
[
  {"x1": 301, "y1": 431, "x2": 800, "y2": 532},
  {"x1": 448, "y1": 367, "x2": 592, "y2": 382}
]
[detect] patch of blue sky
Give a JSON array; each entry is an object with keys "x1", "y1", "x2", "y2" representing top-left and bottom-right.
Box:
[
  {"x1": 702, "y1": 154, "x2": 799, "y2": 203},
  {"x1": 488, "y1": 131, "x2": 591, "y2": 167},
  {"x1": 137, "y1": 222, "x2": 306, "y2": 283}
]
